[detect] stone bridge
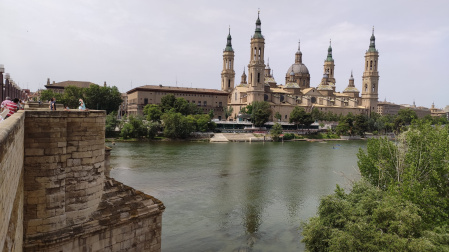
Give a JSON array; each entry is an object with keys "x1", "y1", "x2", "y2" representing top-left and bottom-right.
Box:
[{"x1": 0, "y1": 110, "x2": 164, "y2": 252}]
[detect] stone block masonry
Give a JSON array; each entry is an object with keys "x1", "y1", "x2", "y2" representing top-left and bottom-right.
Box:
[
  {"x1": 0, "y1": 111, "x2": 25, "y2": 252},
  {"x1": 0, "y1": 110, "x2": 164, "y2": 252}
]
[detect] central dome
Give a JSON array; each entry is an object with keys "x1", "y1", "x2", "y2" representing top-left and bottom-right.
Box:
[{"x1": 287, "y1": 63, "x2": 309, "y2": 75}]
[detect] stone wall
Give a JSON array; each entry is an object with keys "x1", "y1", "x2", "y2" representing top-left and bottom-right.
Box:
[
  {"x1": 0, "y1": 110, "x2": 164, "y2": 252},
  {"x1": 0, "y1": 111, "x2": 25, "y2": 252}
]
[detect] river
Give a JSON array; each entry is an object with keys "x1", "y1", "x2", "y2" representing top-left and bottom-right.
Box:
[{"x1": 110, "y1": 140, "x2": 365, "y2": 252}]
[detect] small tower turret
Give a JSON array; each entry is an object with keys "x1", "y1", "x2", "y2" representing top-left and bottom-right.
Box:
[
  {"x1": 362, "y1": 27, "x2": 380, "y2": 114},
  {"x1": 247, "y1": 10, "x2": 266, "y2": 103},
  {"x1": 221, "y1": 27, "x2": 235, "y2": 92},
  {"x1": 322, "y1": 39, "x2": 336, "y2": 86}
]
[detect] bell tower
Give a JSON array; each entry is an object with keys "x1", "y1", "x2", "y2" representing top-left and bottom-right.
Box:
[
  {"x1": 361, "y1": 27, "x2": 379, "y2": 114},
  {"x1": 247, "y1": 11, "x2": 266, "y2": 103},
  {"x1": 323, "y1": 39, "x2": 335, "y2": 85},
  {"x1": 221, "y1": 27, "x2": 235, "y2": 92}
]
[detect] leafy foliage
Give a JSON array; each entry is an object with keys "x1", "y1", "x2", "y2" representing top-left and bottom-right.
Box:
[
  {"x1": 270, "y1": 123, "x2": 283, "y2": 141},
  {"x1": 303, "y1": 122, "x2": 449, "y2": 251},
  {"x1": 248, "y1": 101, "x2": 272, "y2": 127}
]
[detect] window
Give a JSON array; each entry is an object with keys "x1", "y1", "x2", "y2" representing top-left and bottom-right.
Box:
[
  {"x1": 228, "y1": 79, "x2": 230, "y2": 88},
  {"x1": 370, "y1": 60, "x2": 373, "y2": 70},
  {"x1": 365, "y1": 84, "x2": 368, "y2": 92},
  {"x1": 366, "y1": 61, "x2": 368, "y2": 70},
  {"x1": 198, "y1": 101, "x2": 201, "y2": 106},
  {"x1": 144, "y1": 98, "x2": 148, "y2": 105},
  {"x1": 257, "y1": 73, "x2": 260, "y2": 83},
  {"x1": 235, "y1": 93, "x2": 237, "y2": 100},
  {"x1": 203, "y1": 101, "x2": 207, "y2": 106},
  {"x1": 192, "y1": 100, "x2": 195, "y2": 104},
  {"x1": 372, "y1": 84, "x2": 375, "y2": 92},
  {"x1": 219, "y1": 102, "x2": 222, "y2": 107},
  {"x1": 258, "y1": 48, "x2": 261, "y2": 60},
  {"x1": 285, "y1": 115, "x2": 287, "y2": 119}
]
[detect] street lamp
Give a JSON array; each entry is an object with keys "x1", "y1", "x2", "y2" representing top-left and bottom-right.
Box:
[{"x1": 4, "y1": 73, "x2": 10, "y2": 99}]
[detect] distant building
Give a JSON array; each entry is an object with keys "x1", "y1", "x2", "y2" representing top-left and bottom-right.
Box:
[
  {"x1": 126, "y1": 85, "x2": 228, "y2": 120},
  {"x1": 222, "y1": 12, "x2": 378, "y2": 122},
  {"x1": 377, "y1": 101, "x2": 400, "y2": 116},
  {"x1": 118, "y1": 93, "x2": 128, "y2": 119},
  {"x1": 44, "y1": 78, "x2": 97, "y2": 94}
]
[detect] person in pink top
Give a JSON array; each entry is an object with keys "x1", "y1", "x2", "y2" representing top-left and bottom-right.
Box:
[{"x1": 1, "y1": 97, "x2": 18, "y2": 118}]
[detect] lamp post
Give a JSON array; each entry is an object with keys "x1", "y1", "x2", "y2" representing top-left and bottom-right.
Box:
[
  {"x1": 0, "y1": 65, "x2": 4, "y2": 101},
  {"x1": 4, "y1": 73, "x2": 10, "y2": 99}
]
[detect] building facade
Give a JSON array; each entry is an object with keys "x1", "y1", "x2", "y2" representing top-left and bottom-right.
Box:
[
  {"x1": 44, "y1": 78, "x2": 97, "y2": 94},
  {"x1": 126, "y1": 85, "x2": 229, "y2": 119},
  {"x1": 223, "y1": 13, "x2": 379, "y2": 122}
]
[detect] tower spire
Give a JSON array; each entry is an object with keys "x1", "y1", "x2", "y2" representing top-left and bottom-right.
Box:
[
  {"x1": 326, "y1": 39, "x2": 333, "y2": 62},
  {"x1": 225, "y1": 26, "x2": 233, "y2": 52},
  {"x1": 368, "y1": 26, "x2": 377, "y2": 52},
  {"x1": 253, "y1": 10, "x2": 263, "y2": 39}
]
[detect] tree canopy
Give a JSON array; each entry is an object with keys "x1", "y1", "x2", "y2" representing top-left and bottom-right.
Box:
[{"x1": 302, "y1": 122, "x2": 449, "y2": 251}]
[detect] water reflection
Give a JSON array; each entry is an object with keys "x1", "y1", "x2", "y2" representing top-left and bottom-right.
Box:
[{"x1": 110, "y1": 141, "x2": 364, "y2": 252}]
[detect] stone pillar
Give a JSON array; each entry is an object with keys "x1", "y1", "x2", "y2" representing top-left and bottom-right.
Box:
[{"x1": 23, "y1": 110, "x2": 106, "y2": 239}]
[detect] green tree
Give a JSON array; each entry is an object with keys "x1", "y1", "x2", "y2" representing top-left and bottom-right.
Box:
[
  {"x1": 289, "y1": 106, "x2": 307, "y2": 129},
  {"x1": 62, "y1": 86, "x2": 85, "y2": 109},
  {"x1": 84, "y1": 85, "x2": 122, "y2": 114},
  {"x1": 39, "y1": 89, "x2": 61, "y2": 102},
  {"x1": 335, "y1": 113, "x2": 355, "y2": 136},
  {"x1": 160, "y1": 94, "x2": 176, "y2": 112},
  {"x1": 250, "y1": 101, "x2": 272, "y2": 127},
  {"x1": 302, "y1": 181, "x2": 438, "y2": 252},
  {"x1": 208, "y1": 109, "x2": 214, "y2": 120},
  {"x1": 224, "y1": 106, "x2": 234, "y2": 120},
  {"x1": 357, "y1": 122, "x2": 449, "y2": 226},
  {"x1": 143, "y1": 104, "x2": 163, "y2": 122},
  {"x1": 311, "y1": 107, "x2": 322, "y2": 122},
  {"x1": 274, "y1": 112, "x2": 281, "y2": 122},
  {"x1": 270, "y1": 123, "x2": 283, "y2": 141},
  {"x1": 353, "y1": 114, "x2": 368, "y2": 137},
  {"x1": 161, "y1": 111, "x2": 195, "y2": 139},
  {"x1": 105, "y1": 111, "x2": 118, "y2": 137}
]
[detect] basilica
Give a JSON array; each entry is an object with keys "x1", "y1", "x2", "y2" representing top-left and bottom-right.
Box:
[{"x1": 221, "y1": 12, "x2": 379, "y2": 122}]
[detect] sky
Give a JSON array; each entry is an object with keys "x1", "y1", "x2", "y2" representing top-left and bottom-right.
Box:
[{"x1": 1, "y1": 0, "x2": 448, "y2": 108}]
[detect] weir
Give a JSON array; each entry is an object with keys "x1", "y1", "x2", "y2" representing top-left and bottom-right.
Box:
[{"x1": 0, "y1": 110, "x2": 164, "y2": 252}]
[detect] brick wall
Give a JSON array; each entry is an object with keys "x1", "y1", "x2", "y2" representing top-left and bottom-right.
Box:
[
  {"x1": 0, "y1": 111, "x2": 25, "y2": 251},
  {"x1": 1, "y1": 110, "x2": 164, "y2": 252},
  {"x1": 22, "y1": 110, "x2": 164, "y2": 252}
]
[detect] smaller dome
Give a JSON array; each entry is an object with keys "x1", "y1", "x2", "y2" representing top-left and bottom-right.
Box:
[
  {"x1": 317, "y1": 84, "x2": 333, "y2": 91},
  {"x1": 343, "y1": 86, "x2": 359, "y2": 93},
  {"x1": 287, "y1": 63, "x2": 309, "y2": 75},
  {"x1": 285, "y1": 82, "x2": 300, "y2": 88}
]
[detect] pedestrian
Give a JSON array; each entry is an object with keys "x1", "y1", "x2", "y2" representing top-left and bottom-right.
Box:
[
  {"x1": 50, "y1": 97, "x2": 57, "y2": 111},
  {"x1": 1, "y1": 97, "x2": 12, "y2": 111},
  {"x1": 1, "y1": 97, "x2": 18, "y2": 118},
  {"x1": 79, "y1": 98, "x2": 86, "y2": 110}
]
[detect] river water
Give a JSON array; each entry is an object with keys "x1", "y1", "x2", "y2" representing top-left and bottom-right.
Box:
[{"x1": 110, "y1": 140, "x2": 365, "y2": 252}]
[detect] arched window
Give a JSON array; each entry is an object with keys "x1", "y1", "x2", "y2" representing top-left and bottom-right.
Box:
[
  {"x1": 372, "y1": 84, "x2": 375, "y2": 92},
  {"x1": 251, "y1": 73, "x2": 253, "y2": 84},
  {"x1": 254, "y1": 48, "x2": 257, "y2": 60},
  {"x1": 257, "y1": 73, "x2": 260, "y2": 83},
  {"x1": 370, "y1": 60, "x2": 373, "y2": 70},
  {"x1": 366, "y1": 61, "x2": 368, "y2": 70},
  {"x1": 374, "y1": 60, "x2": 377, "y2": 70},
  {"x1": 228, "y1": 79, "x2": 231, "y2": 88},
  {"x1": 258, "y1": 48, "x2": 261, "y2": 60},
  {"x1": 365, "y1": 84, "x2": 368, "y2": 92}
]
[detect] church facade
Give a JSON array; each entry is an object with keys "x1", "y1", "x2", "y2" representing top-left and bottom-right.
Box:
[{"x1": 222, "y1": 12, "x2": 379, "y2": 122}]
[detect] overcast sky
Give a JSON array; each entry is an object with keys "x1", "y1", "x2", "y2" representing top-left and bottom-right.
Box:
[{"x1": 1, "y1": 0, "x2": 448, "y2": 108}]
